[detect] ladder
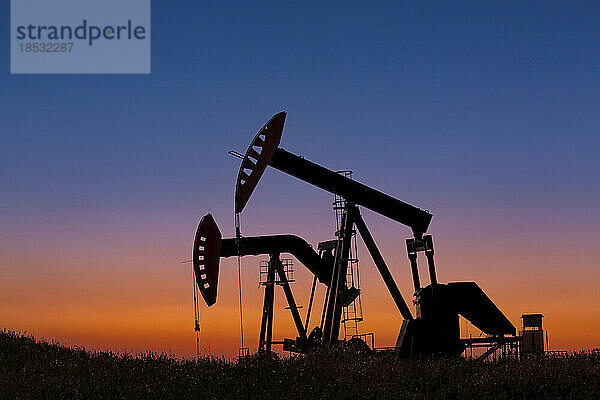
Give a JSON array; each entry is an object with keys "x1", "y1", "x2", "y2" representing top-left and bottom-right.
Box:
[{"x1": 333, "y1": 171, "x2": 364, "y2": 341}]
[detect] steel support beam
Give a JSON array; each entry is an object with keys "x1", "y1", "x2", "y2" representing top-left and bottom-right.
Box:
[
  {"x1": 272, "y1": 255, "x2": 307, "y2": 339},
  {"x1": 354, "y1": 209, "x2": 413, "y2": 321},
  {"x1": 323, "y1": 205, "x2": 355, "y2": 343},
  {"x1": 406, "y1": 239, "x2": 421, "y2": 292},
  {"x1": 424, "y1": 235, "x2": 438, "y2": 286},
  {"x1": 305, "y1": 275, "x2": 317, "y2": 332},
  {"x1": 258, "y1": 262, "x2": 276, "y2": 353}
]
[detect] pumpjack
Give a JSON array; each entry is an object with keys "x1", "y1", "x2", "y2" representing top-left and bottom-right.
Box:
[{"x1": 193, "y1": 112, "x2": 517, "y2": 357}]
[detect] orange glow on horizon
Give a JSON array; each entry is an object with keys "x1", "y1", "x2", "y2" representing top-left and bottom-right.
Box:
[{"x1": 2, "y1": 212, "x2": 599, "y2": 358}]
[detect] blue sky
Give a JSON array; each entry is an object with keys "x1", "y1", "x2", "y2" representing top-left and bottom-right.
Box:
[{"x1": 2, "y1": 1, "x2": 598, "y2": 221}]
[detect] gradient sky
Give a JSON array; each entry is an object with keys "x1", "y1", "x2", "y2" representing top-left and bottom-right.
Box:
[{"x1": 1, "y1": 1, "x2": 599, "y2": 358}]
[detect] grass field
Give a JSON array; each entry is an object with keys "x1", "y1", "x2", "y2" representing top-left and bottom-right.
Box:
[{"x1": 1, "y1": 330, "x2": 599, "y2": 399}]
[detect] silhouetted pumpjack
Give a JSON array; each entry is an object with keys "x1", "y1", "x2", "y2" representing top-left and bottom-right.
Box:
[{"x1": 193, "y1": 112, "x2": 516, "y2": 357}]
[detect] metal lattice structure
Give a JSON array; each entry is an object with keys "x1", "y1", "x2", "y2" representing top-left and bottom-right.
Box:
[{"x1": 260, "y1": 259, "x2": 295, "y2": 285}]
